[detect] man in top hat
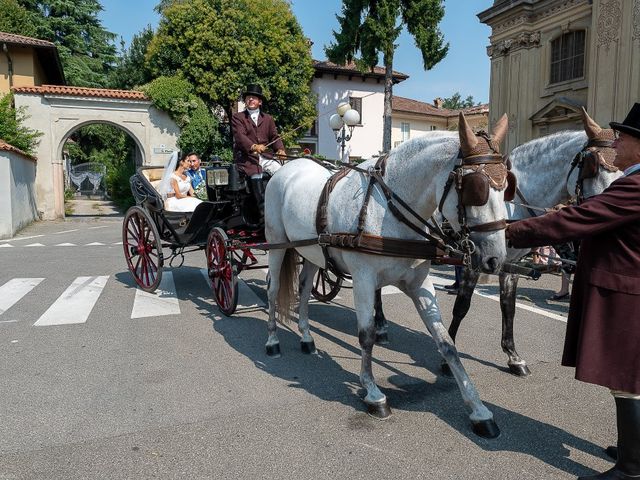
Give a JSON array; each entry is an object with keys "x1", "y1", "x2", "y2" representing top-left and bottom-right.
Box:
[
  {"x1": 231, "y1": 84, "x2": 286, "y2": 214},
  {"x1": 506, "y1": 103, "x2": 640, "y2": 479}
]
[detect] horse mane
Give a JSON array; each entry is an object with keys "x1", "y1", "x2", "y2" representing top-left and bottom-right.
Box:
[
  {"x1": 384, "y1": 132, "x2": 459, "y2": 175},
  {"x1": 509, "y1": 130, "x2": 587, "y2": 172}
]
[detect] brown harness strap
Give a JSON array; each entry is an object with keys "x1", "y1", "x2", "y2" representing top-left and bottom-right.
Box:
[
  {"x1": 318, "y1": 232, "x2": 451, "y2": 261},
  {"x1": 467, "y1": 219, "x2": 508, "y2": 232},
  {"x1": 315, "y1": 167, "x2": 350, "y2": 234}
]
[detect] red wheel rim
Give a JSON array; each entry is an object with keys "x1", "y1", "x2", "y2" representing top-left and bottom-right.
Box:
[
  {"x1": 123, "y1": 210, "x2": 161, "y2": 290},
  {"x1": 312, "y1": 268, "x2": 342, "y2": 302},
  {"x1": 207, "y1": 229, "x2": 236, "y2": 313}
]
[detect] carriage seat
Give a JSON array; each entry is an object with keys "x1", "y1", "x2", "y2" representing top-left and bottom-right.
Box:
[{"x1": 142, "y1": 167, "x2": 165, "y2": 194}]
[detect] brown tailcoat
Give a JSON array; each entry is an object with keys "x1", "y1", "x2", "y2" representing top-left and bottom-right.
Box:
[
  {"x1": 508, "y1": 172, "x2": 640, "y2": 394},
  {"x1": 231, "y1": 109, "x2": 284, "y2": 177}
]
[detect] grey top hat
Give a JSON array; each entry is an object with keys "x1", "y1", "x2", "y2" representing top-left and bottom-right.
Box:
[
  {"x1": 610, "y1": 103, "x2": 640, "y2": 139},
  {"x1": 243, "y1": 84, "x2": 265, "y2": 101}
]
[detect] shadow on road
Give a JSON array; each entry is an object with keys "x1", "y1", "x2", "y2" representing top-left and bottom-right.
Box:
[{"x1": 113, "y1": 266, "x2": 604, "y2": 477}]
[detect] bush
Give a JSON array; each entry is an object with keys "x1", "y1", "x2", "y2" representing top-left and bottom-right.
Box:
[
  {"x1": 0, "y1": 93, "x2": 42, "y2": 155},
  {"x1": 106, "y1": 161, "x2": 136, "y2": 210},
  {"x1": 141, "y1": 75, "x2": 225, "y2": 158}
]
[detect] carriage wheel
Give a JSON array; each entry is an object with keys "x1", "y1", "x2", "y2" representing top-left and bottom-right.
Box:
[
  {"x1": 123, "y1": 206, "x2": 163, "y2": 292},
  {"x1": 311, "y1": 268, "x2": 343, "y2": 303},
  {"x1": 206, "y1": 227, "x2": 238, "y2": 316}
]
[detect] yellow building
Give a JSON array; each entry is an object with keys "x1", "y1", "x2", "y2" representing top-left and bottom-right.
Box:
[
  {"x1": 0, "y1": 31, "x2": 65, "y2": 94},
  {"x1": 391, "y1": 96, "x2": 489, "y2": 148},
  {"x1": 479, "y1": 0, "x2": 640, "y2": 150}
]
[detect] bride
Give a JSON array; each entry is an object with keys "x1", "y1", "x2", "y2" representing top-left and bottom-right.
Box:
[{"x1": 157, "y1": 152, "x2": 203, "y2": 212}]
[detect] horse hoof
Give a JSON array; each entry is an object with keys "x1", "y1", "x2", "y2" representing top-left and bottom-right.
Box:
[
  {"x1": 508, "y1": 363, "x2": 531, "y2": 377},
  {"x1": 366, "y1": 400, "x2": 392, "y2": 420},
  {"x1": 300, "y1": 340, "x2": 316, "y2": 354},
  {"x1": 266, "y1": 343, "x2": 281, "y2": 357},
  {"x1": 375, "y1": 332, "x2": 389, "y2": 345},
  {"x1": 471, "y1": 418, "x2": 500, "y2": 439},
  {"x1": 441, "y1": 361, "x2": 454, "y2": 377}
]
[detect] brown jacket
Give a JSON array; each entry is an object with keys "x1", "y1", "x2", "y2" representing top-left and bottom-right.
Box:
[
  {"x1": 507, "y1": 172, "x2": 640, "y2": 393},
  {"x1": 231, "y1": 109, "x2": 284, "y2": 177}
]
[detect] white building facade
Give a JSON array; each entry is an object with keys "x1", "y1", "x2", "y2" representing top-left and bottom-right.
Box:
[{"x1": 298, "y1": 61, "x2": 408, "y2": 162}]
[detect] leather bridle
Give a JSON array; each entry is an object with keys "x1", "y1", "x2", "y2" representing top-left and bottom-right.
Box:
[{"x1": 438, "y1": 132, "x2": 510, "y2": 259}]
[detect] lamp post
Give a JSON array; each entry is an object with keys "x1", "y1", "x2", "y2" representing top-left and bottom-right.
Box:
[{"x1": 329, "y1": 101, "x2": 360, "y2": 164}]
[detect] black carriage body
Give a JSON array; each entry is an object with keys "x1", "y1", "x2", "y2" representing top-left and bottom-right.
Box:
[{"x1": 128, "y1": 163, "x2": 262, "y2": 248}]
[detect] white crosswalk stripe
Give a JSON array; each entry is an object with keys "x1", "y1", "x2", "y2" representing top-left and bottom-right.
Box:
[
  {"x1": 0, "y1": 278, "x2": 45, "y2": 315},
  {"x1": 131, "y1": 271, "x2": 180, "y2": 319},
  {"x1": 34, "y1": 276, "x2": 109, "y2": 326}
]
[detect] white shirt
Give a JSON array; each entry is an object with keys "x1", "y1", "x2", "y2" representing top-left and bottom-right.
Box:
[{"x1": 247, "y1": 108, "x2": 260, "y2": 126}]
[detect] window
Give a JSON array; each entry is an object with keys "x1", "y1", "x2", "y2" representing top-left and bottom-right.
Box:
[
  {"x1": 349, "y1": 96, "x2": 362, "y2": 124},
  {"x1": 550, "y1": 30, "x2": 585, "y2": 84},
  {"x1": 401, "y1": 122, "x2": 411, "y2": 141},
  {"x1": 430, "y1": 125, "x2": 437, "y2": 131}
]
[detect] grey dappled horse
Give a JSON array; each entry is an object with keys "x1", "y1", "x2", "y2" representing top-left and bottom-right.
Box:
[
  {"x1": 264, "y1": 114, "x2": 509, "y2": 437},
  {"x1": 445, "y1": 108, "x2": 623, "y2": 377}
]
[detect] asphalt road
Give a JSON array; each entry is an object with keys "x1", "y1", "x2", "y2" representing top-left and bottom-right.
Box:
[{"x1": 0, "y1": 213, "x2": 615, "y2": 479}]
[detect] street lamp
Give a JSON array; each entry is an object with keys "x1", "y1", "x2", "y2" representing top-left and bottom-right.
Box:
[{"x1": 329, "y1": 101, "x2": 360, "y2": 164}]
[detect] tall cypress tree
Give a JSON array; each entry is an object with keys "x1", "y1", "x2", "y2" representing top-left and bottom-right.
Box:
[
  {"x1": 326, "y1": 0, "x2": 449, "y2": 152},
  {"x1": 17, "y1": 0, "x2": 117, "y2": 87}
]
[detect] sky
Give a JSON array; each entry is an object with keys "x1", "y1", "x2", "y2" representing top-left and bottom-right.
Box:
[{"x1": 99, "y1": 0, "x2": 494, "y2": 104}]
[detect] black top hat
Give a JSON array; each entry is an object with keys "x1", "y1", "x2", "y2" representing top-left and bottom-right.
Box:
[
  {"x1": 610, "y1": 103, "x2": 640, "y2": 139},
  {"x1": 243, "y1": 84, "x2": 265, "y2": 101}
]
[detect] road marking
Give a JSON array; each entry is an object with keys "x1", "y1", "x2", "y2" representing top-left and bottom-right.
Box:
[
  {"x1": 88, "y1": 226, "x2": 109, "y2": 230},
  {"x1": 25, "y1": 243, "x2": 45, "y2": 247},
  {"x1": 0, "y1": 319, "x2": 19, "y2": 324},
  {"x1": 34, "y1": 276, "x2": 109, "y2": 326},
  {"x1": 200, "y1": 268, "x2": 266, "y2": 309},
  {"x1": 112, "y1": 241, "x2": 123, "y2": 245},
  {"x1": 381, "y1": 285, "x2": 402, "y2": 295},
  {"x1": 85, "y1": 242, "x2": 105, "y2": 246},
  {"x1": 0, "y1": 278, "x2": 44, "y2": 315},
  {"x1": 131, "y1": 272, "x2": 180, "y2": 319},
  {"x1": 0, "y1": 235, "x2": 44, "y2": 243},
  {"x1": 52, "y1": 229, "x2": 79, "y2": 235},
  {"x1": 428, "y1": 274, "x2": 567, "y2": 322},
  {"x1": 0, "y1": 244, "x2": 13, "y2": 248},
  {"x1": 55, "y1": 243, "x2": 76, "y2": 247}
]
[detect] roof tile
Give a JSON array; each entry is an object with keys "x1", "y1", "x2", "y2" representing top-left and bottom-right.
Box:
[
  {"x1": 392, "y1": 95, "x2": 489, "y2": 118},
  {"x1": 0, "y1": 139, "x2": 36, "y2": 161},
  {"x1": 12, "y1": 85, "x2": 148, "y2": 101},
  {"x1": 0, "y1": 32, "x2": 56, "y2": 48}
]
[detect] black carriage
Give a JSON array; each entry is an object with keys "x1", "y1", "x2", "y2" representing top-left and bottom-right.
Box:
[{"x1": 123, "y1": 159, "x2": 341, "y2": 315}]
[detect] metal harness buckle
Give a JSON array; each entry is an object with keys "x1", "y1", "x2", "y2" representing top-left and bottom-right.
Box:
[{"x1": 318, "y1": 233, "x2": 330, "y2": 247}]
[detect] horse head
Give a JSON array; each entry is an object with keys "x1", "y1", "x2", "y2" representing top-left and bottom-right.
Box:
[
  {"x1": 440, "y1": 113, "x2": 510, "y2": 274},
  {"x1": 573, "y1": 108, "x2": 623, "y2": 201}
]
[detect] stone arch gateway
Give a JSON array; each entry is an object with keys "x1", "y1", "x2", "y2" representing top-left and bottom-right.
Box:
[{"x1": 12, "y1": 85, "x2": 180, "y2": 220}]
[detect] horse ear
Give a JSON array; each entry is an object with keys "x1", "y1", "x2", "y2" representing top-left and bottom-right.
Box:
[
  {"x1": 458, "y1": 112, "x2": 478, "y2": 157},
  {"x1": 491, "y1": 113, "x2": 509, "y2": 147},
  {"x1": 581, "y1": 107, "x2": 602, "y2": 139}
]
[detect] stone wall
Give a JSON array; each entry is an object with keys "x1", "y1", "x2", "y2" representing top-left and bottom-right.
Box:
[{"x1": 0, "y1": 149, "x2": 38, "y2": 239}]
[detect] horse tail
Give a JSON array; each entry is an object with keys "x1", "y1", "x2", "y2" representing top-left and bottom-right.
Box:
[{"x1": 276, "y1": 248, "x2": 299, "y2": 323}]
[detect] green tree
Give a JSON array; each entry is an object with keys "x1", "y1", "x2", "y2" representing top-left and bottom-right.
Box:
[
  {"x1": 442, "y1": 92, "x2": 479, "y2": 110},
  {"x1": 141, "y1": 75, "x2": 228, "y2": 160},
  {"x1": 0, "y1": 93, "x2": 42, "y2": 155},
  {"x1": 147, "y1": 0, "x2": 316, "y2": 144},
  {"x1": 109, "y1": 25, "x2": 155, "y2": 90},
  {"x1": 0, "y1": 0, "x2": 39, "y2": 37},
  {"x1": 17, "y1": 0, "x2": 118, "y2": 87},
  {"x1": 326, "y1": 0, "x2": 448, "y2": 151}
]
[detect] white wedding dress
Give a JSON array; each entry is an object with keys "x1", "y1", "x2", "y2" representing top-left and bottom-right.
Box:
[{"x1": 165, "y1": 173, "x2": 202, "y2": 212}]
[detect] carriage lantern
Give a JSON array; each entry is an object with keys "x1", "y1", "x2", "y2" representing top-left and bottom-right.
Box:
[{"x1": 329, "y1": 101, "x2": 360, "y2": 164}]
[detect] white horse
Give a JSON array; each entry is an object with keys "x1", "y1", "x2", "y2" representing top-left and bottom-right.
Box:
[
  {"x1": 264, "y1": 114, "x2": 509, "y2": 437},
  {"x1": 446, "y1": 108, "x2": 623, "y2": 376}
]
